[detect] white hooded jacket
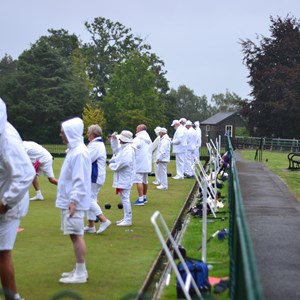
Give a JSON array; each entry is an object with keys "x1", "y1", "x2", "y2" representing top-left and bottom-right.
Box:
[
  {"x1": 0, "y1": 99, "x2": 35, "y2": 220},
  {"x1": 171, "y1": 124, "x2": 187, "y2": 154},
  {"x1": 55, "y1": 117, "x2": 91, "y2": 210},
  {"x1": 133, "y1": 130, "x2": 152, "y2": 173}
]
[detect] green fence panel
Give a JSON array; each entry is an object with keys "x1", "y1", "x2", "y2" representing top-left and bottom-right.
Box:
[{"x1": 227, "y1": 136, "x2": 264, "y2": 300}]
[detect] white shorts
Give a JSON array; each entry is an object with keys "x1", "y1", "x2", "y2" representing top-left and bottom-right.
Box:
[
  {"x1": 134, "y1": 173, "x2": 149, "y2": 184},
  {"x1": 38, "y1": 159, "x2": 55, "y2": 178},
  {"x1": 0, "y1": 218, "x2": 20, "y2": 250},
  {"x1": 61, "y1": 209, "x2": 84, "y2": 235}
]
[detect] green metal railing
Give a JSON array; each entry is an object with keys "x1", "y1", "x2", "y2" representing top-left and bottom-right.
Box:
[{"x1": 227, "y1": 136, "x2": 264, "y2": 300}]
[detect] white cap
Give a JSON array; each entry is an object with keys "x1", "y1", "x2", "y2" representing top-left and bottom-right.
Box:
[
  {"x1": 154, "y1": 126, "x2": 162, "y2": 134},
  {"x1": 179, "y1": 117, "x2": 187, "y2": 124},
  {"x1": 116, "y1": 130, "x2": 133, "y2": 143},
  {"x1": 159, "y1": 127, "x2": 168, "y2": 133},
  {"x1": 171, "y1": 120, "x2": 180, "y2": 126},
  {"x1": 185, "y1": 120, "x2": 193, "y2": 126}
]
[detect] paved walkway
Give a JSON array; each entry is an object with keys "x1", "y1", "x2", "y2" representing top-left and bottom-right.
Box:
[{"x1": 235, "y1": 151, "x2": 300, "y2": 300}]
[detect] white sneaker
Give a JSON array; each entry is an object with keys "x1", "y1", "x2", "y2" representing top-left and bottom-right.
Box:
[
  {"x1": 61, "y1": 269, "x2": 88, "y2": 279},
  {"x1": 97, "y1": 220, "x2": 111, "y2": 234},
  {"x1": 84, "y1": 226, "x2": 96, "y2": 233},
  {"x1": 172, "y1": 175, "x2": 184, "y2": 180},
  {"x1": 116, "y1": 220, "x2": 132, "y2": 227},
  {"x1": 30, "y1": 194, "x2": 44, "y2": 200},
  {"x1": 152, "y1": 181, "x2": 160, "y2": 185},
  {"x1": 59, "y1": 273, "x2": 87, "y2": 284},
  {"x1": 156, "y1": 185, "x2": 168, "y2": 190},
  {"x1": 116, "y1": 219, "x2": 124, "y2": 224}
]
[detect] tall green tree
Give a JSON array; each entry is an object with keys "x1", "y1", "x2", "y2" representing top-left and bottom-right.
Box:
[
  {"x1": 83, "y1": 17, "x2": 168, "y2": 102},
  {"x1": 241, "y1": 15, "x2": 300, "y2": 138},
  {"x1": 167, "y1": 85, "x2": 214, "y2": 123},
  {"x1": 102, "y1": 51, "x2": 166, "y2": 134},
  {"x1": 4, "y1": 29, "x2": 91, "y2": 143},
  {"x1": 0, "y1": 55, "x2": 18, "y2": 103},
  {"x1": 211, "y1": 90, "x2": 244, "y2": 112}
]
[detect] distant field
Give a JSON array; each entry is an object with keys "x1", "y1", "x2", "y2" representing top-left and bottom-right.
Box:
[{"x1": 239, "y1": 149, "x2": 300, "y2": 200}]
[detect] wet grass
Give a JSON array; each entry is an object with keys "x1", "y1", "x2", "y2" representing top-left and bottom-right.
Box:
[{"x1": 13, "y1": 158, "x2": 196, "y2": 299}]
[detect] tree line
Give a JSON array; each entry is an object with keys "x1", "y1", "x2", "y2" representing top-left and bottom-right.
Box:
[{"x1": 1, "y1": 15, "x2": 299, "y2": 142}]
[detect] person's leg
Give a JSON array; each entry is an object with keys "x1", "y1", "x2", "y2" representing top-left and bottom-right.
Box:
[
  {"x1": 32, "y1": 176, "x2": 39, "y2": 191},
  {"x1": 133, "y1": 174, "x2": 145, "y2": 205},
  {"x1": 160, "y1": 163, "x2": 168, "y2": 188},
  {"x1": 0, "y1": 250, "x2": 17, "y2": 300},
  {"x1": 48, "y1": 177, "x2": 58, "y2": 185},
  {"x1": 142, "y1": 173, "x2": 149, "y2": 202},
  {"x1": 96, "y1": 202, "x2": 111, "y2": 234},
  {"x1": 59, "y1": 211, "x2": 87, "y2": 283},
  {"x1": 0, "y1": 219, "x2": 21, "y2": 300},
  {"x1": 30, "y1": 176, "x2": 44, "y2": 200},
  {"x1": 136, "y1": 183, "x2": 143, "y2": 197},
  {"x1": 70, "y1": 234, "x2": 86, "y2": 264},
  {"x1": 119, "y1": 189, "x2": 132, "y2": 225},
  {"x1": 173, "y1": 153, "x2": 185, "y2": 178}
]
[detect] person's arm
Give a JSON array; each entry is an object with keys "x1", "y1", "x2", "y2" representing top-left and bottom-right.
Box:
[{"x1": 1, "y1": 126, "x2": 35, "y2": 211}]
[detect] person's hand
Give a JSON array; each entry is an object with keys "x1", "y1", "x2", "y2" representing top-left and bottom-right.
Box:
[
  {"x1": 69, "y1": 202, "x2": 76, "y2": 217},
  {"x1": 0, "y1": 200, "x2": 9, "y2": 214},
  {"x1": 111, "y1": 132, "x2": 118, "y2": 139}
]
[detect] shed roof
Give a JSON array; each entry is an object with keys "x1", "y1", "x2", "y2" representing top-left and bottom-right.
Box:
[{"x1": 201, "y1": 111, "x2": 237, "y2": 125}]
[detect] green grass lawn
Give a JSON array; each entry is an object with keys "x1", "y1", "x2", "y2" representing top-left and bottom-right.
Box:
[
  {"x1": 13, "y1": 159, "x2": 197, "y2": 299},
  {"x1": 15, "y1": 149, "x2": 289, "y2": 299},
  {"x1": 239, "y1": 149, "x2": 300, "y2": 200},
  {"x1": 160, "y1": 180, "x2": 230, "y2": 300}
]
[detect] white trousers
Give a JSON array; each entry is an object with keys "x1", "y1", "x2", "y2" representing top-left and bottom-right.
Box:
[
  {"x1": 87, "y1": 183, "x2": 102, "y2": 220},
  {"x1": 175, "y1": 152, "x2": 185, "y2": 178},
  {"x1": 119, "y1": 188, "x2": 132, "y2": 223},
  {"x1": 157, "y1": 162, "x2": 168, "y2": 188},
  {"x1": 185, "y1": 150, "x2": 195, "y2": 176}
]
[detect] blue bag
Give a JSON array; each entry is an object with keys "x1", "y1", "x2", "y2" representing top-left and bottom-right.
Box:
[{"x1": 176, "y1": 258, "x2": 211, "y2": 298}]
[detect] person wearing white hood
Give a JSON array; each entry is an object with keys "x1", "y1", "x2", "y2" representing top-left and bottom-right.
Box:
[
  {"x1": 0, "y1": 98, "x2": 35, "y2": 300},
  {"x1": 56, "y1": 117, "x2": 91, "y2": 284},
  {"x1": 194, "y1": 121, "x2": 202, "y2": 161},
  {"x1": 132, "y1": 124, "x2": 152, "y2": 206}
]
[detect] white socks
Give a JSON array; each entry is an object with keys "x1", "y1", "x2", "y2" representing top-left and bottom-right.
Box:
[{"x1": 75, "y1": 263, "x2": 86, "y2": 276}]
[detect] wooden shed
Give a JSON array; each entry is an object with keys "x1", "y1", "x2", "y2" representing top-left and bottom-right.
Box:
[{"x1": 200, "y1": 111, "x2": 244, "y2": 147}]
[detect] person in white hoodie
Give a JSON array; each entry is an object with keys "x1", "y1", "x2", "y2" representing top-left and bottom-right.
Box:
[
  {"x1": 155, "y1": 128, "x2": 171, "y2": 190},
  {"x1": 194, "y1": 121, "x2": 202, "y2": 161},
  {"x1": 132, "y1": 124, "x2": 152, "y2": 206},
  {"x1": 0, "y1": 98, "x2": 35, "y2": 300},
  {"x1": 108, "y1": 130, "x2": 136, "y2": 226},
  {"x1": 56, "y1": 117, "x2": 91, "y2": 284}
]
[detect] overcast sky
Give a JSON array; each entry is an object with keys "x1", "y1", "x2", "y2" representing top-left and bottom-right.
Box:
[{"x1": 1, "y1": 1, "x2": 299, "y2": 100}]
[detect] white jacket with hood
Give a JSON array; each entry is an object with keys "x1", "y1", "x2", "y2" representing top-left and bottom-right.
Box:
[
  {"x1": 133, "y1": 130, "x2": 152, "y2": 173},
  {"x1": 56, "y1": 117, "x2": 91, "y2": 210},
  {"x1": 171, "y1": 124, "x2": 187, "y2": 154},
  {"x1": 0, "y1": 99, "x2": 35, "y2": 220}
]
